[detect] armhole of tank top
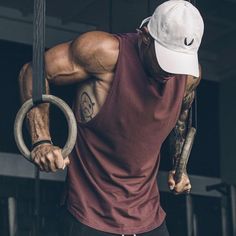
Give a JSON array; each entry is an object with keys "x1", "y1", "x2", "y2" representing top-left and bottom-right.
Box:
[{"x1": 76, "y1": 35, "x2": 122, "y2": 128}]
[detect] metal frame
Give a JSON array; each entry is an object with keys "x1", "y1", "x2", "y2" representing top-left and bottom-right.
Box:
[{"x1": 8, "y1": 197, "x2": 17, "y2": 236}]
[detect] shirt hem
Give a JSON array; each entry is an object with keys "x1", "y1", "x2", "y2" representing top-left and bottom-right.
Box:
[{"x1": 67, "y1": 204, "x2": 166, "y2": 235}]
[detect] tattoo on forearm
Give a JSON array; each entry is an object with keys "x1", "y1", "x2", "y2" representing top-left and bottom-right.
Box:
[
  {"x1": 170, "y1": 91, "x2": 195, "y2": 169},
  {"x1": 79, "y1": 92, "x2": 95, "y2": 122}
]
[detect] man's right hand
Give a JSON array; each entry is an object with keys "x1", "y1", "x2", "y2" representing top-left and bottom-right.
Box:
[{"x1": 31, "y1": 143, "x2": 70, "y2": 172}]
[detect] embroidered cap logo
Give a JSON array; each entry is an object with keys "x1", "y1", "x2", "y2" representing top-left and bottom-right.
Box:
[{"x1": 184, "y1": 37, "x2": 194, "y2": 46}]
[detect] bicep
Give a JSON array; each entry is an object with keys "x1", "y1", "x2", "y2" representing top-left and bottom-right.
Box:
[{"x1": 45, "y1": 41, "x2": 89, "y2": 85}]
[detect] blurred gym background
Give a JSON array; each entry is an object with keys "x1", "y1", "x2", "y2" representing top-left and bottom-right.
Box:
[{"x1": 0, "y1": 0, "x2": 236, "y2": 235}]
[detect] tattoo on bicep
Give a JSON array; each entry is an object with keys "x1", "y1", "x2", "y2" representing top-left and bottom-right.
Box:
[{"x1": 79, "y1": 92, "x2": 95, "y2": 122}]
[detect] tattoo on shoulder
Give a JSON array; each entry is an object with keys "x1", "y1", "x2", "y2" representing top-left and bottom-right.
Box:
[{"x1": 79, "y1": 92, "x2": 96, "y2": 122}]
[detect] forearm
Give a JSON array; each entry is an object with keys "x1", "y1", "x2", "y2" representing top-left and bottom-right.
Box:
[
  {"x1": 18, "y1": 63, "x2": 51, "y2": 144},
  {"x1": 169, "y1": 91, "x2": 195, "y2": 170},
  {"x1": 169, "y1": 117, "x2": 187, "y2": 170}
]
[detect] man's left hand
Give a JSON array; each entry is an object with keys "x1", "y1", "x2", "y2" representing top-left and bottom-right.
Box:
[{"x1": 168, "y1": 170, "x2": 191, "y2": 195}]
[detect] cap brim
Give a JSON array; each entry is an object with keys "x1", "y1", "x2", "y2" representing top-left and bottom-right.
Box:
[{"x1": 154, "y1": 41, "x2": 199, "y2": 78}]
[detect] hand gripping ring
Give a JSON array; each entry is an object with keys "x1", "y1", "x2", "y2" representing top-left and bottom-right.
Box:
[{"x1": 14, "y1": 95, "x2": 77, "y2": 161}]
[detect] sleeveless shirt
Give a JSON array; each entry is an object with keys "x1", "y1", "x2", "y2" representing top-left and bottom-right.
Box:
[{"x1": 64, "y1": 33, "x2": 186, "y2": 234}]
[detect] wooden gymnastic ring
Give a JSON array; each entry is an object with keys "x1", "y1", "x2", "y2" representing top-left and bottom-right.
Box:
[{"x1": 14, "y1": 94, "x2": 77, "y2": 161}]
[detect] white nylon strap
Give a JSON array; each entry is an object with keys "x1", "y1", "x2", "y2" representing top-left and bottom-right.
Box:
[{"x1": 121, "y1": 235, "x2": 136, "y2": 236}]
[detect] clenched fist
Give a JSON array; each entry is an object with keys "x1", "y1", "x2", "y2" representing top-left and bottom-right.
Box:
[
  {"x1": 168, "y1": 170, "x2": 191, "y2": 195},
  {"x1": 31, "y1": 143, "x2": 70, "y2": 172}
]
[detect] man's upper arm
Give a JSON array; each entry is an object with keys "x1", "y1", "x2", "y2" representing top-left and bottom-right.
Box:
[
  {"x1": 182, "y1": 65, "x2": 202, "y2": 110},
  {"x1": 44, "y1": 31, "x2": 119, "y2": 86},
  {"x1": 44, "y1": 40, "x2": 89, "y2": 85}
]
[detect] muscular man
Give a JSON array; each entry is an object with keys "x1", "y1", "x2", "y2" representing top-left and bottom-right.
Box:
[{"x1": 19, "y1": 1, "x2": 204, "y2": 235}]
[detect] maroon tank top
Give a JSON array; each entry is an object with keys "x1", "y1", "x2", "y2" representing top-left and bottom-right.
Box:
[{"x1": 65, "y1": 33, "x2": 186, "y2": 234}]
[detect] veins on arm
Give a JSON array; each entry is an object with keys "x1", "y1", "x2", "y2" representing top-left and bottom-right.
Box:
[{"x1": 18, "y1": 63, "x2": 51, "y2": 143}]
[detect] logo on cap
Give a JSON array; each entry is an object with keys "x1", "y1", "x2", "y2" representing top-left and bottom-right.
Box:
[{"x1": 184, "y1": 38, "x2": 194, "y2": 46}]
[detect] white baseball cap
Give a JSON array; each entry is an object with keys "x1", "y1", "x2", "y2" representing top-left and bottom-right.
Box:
[{"x1": 140, "y1": 0, "x2": 204, "y2": 77}]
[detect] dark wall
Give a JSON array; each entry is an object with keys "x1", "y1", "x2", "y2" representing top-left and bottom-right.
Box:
[
  {"x1": 220, "y1": 77, "x2": 236, "y2": 184},
  {"x1": 0, "y1": 40, "x2": 32, "y2": 153},
  {"x1": 189, "y1": 80, "x2": 220, "y2": 177}
]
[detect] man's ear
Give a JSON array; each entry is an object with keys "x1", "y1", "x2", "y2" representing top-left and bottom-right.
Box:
[{"x1": 140, "y1": 26, "x2": 151, "y2": 46}]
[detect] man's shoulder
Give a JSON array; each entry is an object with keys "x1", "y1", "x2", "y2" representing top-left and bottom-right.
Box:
[
  {"x1": 71, "y1": 31, "x2": 119, "y2": 58},
  {"x1": 70, "y1": 31, "x2": 119, "y2": 73}
]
